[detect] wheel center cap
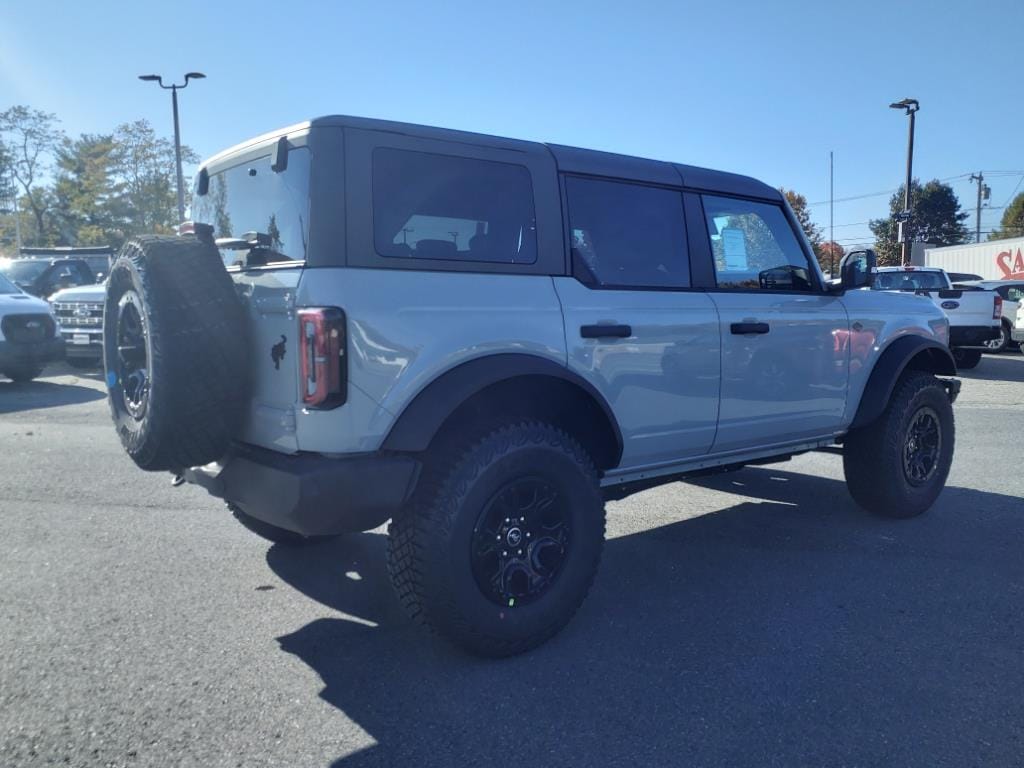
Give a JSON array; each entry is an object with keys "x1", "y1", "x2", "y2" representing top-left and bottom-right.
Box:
[{"x1": 506, "y1": 527, "x2": 523, "y2": 548}]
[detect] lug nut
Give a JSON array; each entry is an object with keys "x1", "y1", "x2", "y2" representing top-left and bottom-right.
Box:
[
  {"x1": 517, "y1": 549, "x2": 523, "y2": 555},
  {"x1": 526, "y1": 532, "x2": 531, "y2": 538},
  {"x1": 502, "y1": 551, "x2": 507, "y2": 557}
]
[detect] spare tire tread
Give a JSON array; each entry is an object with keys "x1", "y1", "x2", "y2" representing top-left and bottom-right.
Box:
[{"x1": 105, "y1": 235, "x2": 248, "y2": 471}]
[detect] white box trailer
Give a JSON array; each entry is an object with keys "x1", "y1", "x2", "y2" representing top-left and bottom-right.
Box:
[{"x1": 923, "y1": 238, "x2": 1024, "y2": 280}]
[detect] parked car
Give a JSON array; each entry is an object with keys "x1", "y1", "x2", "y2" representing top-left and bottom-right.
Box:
[
  {"x1": 49, "y1": 282, "x2": 106, "y2": 368},
  {"x1": 0, "y1": 257, "x2": 96, "y2": 299},
  {"x1": 0, "y1": 271, "x2": 64, "y2": 382},
  {"x1": 18, "y1": 246, "x2": 114, "y2": 283},
  {"x1": 102, "y1": 115, "x2": 961, "y2": 657},
  {"x1": 953, "y1": 280, "x2": 1024, "y2": 353},
  {"x1": 1013, "y1": 300, "x2": 1024, "y2": 354},
  {"x1": 945, "y1": 271, "x2": 984, "y2": 283},
  {"x1": 872, "y1": 266, "x2": 1001, "y2": 369}
]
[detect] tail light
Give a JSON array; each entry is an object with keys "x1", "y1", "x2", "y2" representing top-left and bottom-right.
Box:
[
  {"x1": 994, "y1": 295, "x2": 1002, "y2": 320},
  {"x1": 298, "y1": 307, "x2": 347, "y2": 409},
  {"x1": 177, "y1": 220, "x2": 195, "y2": 236}
]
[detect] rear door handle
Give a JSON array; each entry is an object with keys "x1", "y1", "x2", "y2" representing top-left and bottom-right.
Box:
[
  {"x1": 730, "y1": 322, "x2": 770, "y2": 335},
  {"x1": 581, "y1": 324, "x2": 632, "y2": 339}
]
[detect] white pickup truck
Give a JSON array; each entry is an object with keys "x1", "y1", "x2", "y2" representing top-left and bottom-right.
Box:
[{"x1": 873, "y1": 266, "x2": 1001, "y2": 369}]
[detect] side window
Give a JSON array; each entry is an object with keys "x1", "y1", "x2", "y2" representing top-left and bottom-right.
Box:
[
  {"x1": 372, "y1": 148, "x2": 537, "y2": 264},
  {"x1": 702, "y1": 195, "x2": 815, "y2": 291},
  {"x1": 192, "y1": 147, "x2": 311, "y2": 267},
  {"x1": 564, "y1": 176, "x2": 689, "y2": 288}
]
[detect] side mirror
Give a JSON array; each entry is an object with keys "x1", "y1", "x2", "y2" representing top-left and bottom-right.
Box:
[{"x1": 839, "y1": 249, "x2": 876, "y2": 290}]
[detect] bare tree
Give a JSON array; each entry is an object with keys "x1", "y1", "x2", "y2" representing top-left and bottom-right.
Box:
[{"x1": 0, "y1": 106, "x2": 64, "y2": 244}]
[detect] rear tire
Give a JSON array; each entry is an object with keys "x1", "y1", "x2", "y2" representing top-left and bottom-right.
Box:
[
  {"x1": 1, "y1": 364, "x2": 44, "y2": 383},
  {"x1": 843, "y1": 372, "x2": 954, "y2": 518},
  {"x1": 387, "y1": 421, "x2": 605, "y2": 657},
  {"x1": 982, "y1": 323, "x2": 1011, "y2": 353},
  {"x1": 952, "y1": 347, "x2": 982, "y2": 370},
  {"x1": 103, "y1": 236, "x2": 248, "y2": 472}
]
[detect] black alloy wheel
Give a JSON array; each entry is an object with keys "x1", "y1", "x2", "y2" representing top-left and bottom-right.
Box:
[
  {"x1": 902, "y1": 406, "x2": 941, "y2": 486},
  {"x1": 471, "y1": 477, "x2": 570, "y2": 608},
  {"x1": 115, "y1": 290, "x2": 151, "y2": 421}
]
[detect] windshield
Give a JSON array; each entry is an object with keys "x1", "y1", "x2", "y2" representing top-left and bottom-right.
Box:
[
  {"x1": 872, "y1": 271, "x2": 948, "y2": 291},
  {"x1": 0, "y1": 272, "x2": 21, "y2": 294},
  {"x1": 1, "y1": 260, "x2": 48, "y2": 284}
]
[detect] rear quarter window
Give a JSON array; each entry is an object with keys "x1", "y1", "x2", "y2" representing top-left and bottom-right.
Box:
[{"x1": 372, "y1": 147, "x2": 537, "y2": 265}]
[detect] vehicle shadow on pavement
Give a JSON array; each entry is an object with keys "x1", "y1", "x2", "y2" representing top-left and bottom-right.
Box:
[
  {"x1": 0, "y1": 379, "x2": 105, "y2": 413},
  {"x1": 270, "y1": 468, "x2": 1024, "y2": 768},
  {"x1": 963, "y1": 354, "x2": 1024, "y2": 383}
]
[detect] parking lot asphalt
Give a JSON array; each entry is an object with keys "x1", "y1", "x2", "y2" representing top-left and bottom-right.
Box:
[{"x1": 2, "y1": 356, "x2": 1023, "y2": 768}]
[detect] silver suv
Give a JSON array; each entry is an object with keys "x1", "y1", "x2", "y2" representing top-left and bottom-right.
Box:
[{"x1": 103, "y1": 116, "x2": 961, "y2": 656}]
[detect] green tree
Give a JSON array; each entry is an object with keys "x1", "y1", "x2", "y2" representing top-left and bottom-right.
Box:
[
  {"x1": 869, "y1": 179, "x2": 969, "y2": 265},
  {"x1": 51, "y1": 134, "x2": 124, "y2": 247},
  {"x1": 111, "y1": 119, "x2": 198, "y2": 235},
  {"x1": 818, "y1": 240, "x2": 845, "y2": 276},
  {"x1": 989, "y1": 192, "x2": 1024, "y2": 241},
  {"x1": 781, "y1": 188, "x2": 823, "y2": 253},
  {"x1": 0, "y1": 106, "x2": 64, "y2": 245}
]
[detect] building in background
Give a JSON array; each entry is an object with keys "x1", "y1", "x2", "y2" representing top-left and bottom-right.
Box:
[{"x1": 916, "y1": 238, "x2": 1024, "y2": 280}]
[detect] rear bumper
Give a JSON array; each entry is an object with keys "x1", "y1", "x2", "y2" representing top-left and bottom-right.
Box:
[
  {"x1": 949, "y1": 325, "x2": 1000, "y2": 347},
  {"x1": 184, "y1": 444, "x2": 421, "y2": 536},
  {"x1": 0, "y1": 337, "x2": 65, "y2": 367}
]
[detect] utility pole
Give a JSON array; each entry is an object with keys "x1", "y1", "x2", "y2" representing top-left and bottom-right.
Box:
[
  {"x1": 829, "y1": 150, "x2": 834, "y2": 275},
  {"x1": 969, "y1": 172, "x2": 990, "y2": 243},
  {"x1": 889, "y1": 98, "x2": 920, "y2": 265}
]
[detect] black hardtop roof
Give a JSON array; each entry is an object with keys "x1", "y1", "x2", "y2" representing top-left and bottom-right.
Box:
[
  {"x1": 210, "y1": 115, "x2": 781, "y2": 201},
  {"x1": 312, "y1": 115, "x2": 780, "y2": 200}
]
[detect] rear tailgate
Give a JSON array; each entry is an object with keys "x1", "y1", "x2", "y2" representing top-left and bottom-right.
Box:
[
  {"x1": 230, "y1": 267, "x2": 303, "y2": 452},
  {"x1": 927, "y1": 286, "x2": 1000, "y2": 330}
]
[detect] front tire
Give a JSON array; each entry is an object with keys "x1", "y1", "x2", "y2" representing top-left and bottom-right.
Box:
[
  {"x1": 387, "y1": 421, "x2": 605, "y2": 657},
  {"x1": 843, "y1": 372, "x2": 954, "y2": 518},
  {"x1": 1, "y1": 364, "x2": 44, "y2": 383}
]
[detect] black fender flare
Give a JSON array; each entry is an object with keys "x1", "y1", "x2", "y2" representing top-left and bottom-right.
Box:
[
  {"x1": 381, "y1": 353, "x2": 623, "y2": 464},
  {"x1": 849, "y1": 335, "x2": 956, "y2": 430}
]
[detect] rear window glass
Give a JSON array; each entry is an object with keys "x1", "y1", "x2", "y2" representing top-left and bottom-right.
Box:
[
  {"x1": 872, "y1": 271, "x2": 948, "y2": 291},
  {"x1": 191, "y1": 147, "x2": 310, "y2": 267},
  {"x1": 372, "y1": 148, "x2": 537, "y2": 264}
]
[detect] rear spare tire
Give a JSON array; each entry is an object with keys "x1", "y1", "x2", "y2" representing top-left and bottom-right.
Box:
[{"x1": 103, "y1": 235, "x2": 248, "y2": 472}]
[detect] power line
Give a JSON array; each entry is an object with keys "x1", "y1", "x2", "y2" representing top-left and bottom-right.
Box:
[
  {"x1": 807, "y1": 171, "x2": 1024, "y2": 207},
  {"x1": 1001, "y1": 174, "x2": 1024, "y2": 208}
]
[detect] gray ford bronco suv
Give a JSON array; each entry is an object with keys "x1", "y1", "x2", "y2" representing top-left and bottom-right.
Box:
[{"x1": 104, "y1": 116, "x2": 960, "y2": 657}]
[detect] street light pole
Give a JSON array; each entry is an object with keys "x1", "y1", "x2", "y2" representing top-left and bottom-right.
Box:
[
  {"x1": 889, "y1": 98, "x2": 919, "y2": 266},
  {"x1": 171, "y1": 86, "x2": 185, "y2": 226},
  {"x1": 138, "y1": 72, "x2": 206, "y2": 225}
]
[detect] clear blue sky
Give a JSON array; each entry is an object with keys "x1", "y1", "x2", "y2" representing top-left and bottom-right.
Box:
[{"x1": 2, "y1": 0, "x2": 1021, "y2": 247}]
